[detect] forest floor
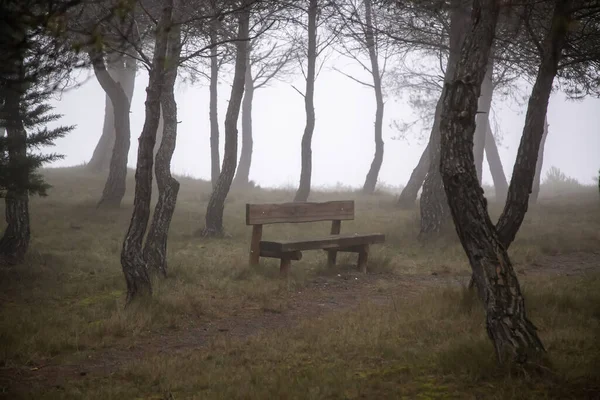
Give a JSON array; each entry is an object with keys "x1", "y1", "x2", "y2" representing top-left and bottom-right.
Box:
[{"x1": 1, "y1": 167, "x2": 599, "y2": 399}]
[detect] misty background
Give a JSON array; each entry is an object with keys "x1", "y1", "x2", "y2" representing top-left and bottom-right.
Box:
[{"x1": 48, "y1": 55, "x2": 600, "y2": 190}]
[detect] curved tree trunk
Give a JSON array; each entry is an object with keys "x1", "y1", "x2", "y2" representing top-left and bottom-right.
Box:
[
  {"x1": 485, "y1": 120, "x2": 508, "y2": 203},
  {"x1": 202, "y1": 8, "x2": 250, "y2": 236},
  {"x1": 530, "y1": 117, "x2": 549, "y2": 204},
  {"x1": 233, "y1": 54, "x2": 254, "y2": 188},
  {"x1": 209, "y1": 22, "x2": 221, "y2": 189},
  {"x1": 397, "y1": 143, "x2": 429, "y2": 208},
  {"x1": 120, "y1": 1, "x2": 173, "y2": 304},
  {"x1": 440, "y1": 0, "x2": 543, "y2": 364},
  {"x1": 144, "y1": 25, "x2": 182, "y2": 277},
  {"x1": 362, "y1": 0, "x2": 384, "y2": 194},
  {"x1": 294, "y1": 0, "x2": 318, "y2": 203},
  {"x1": 496, "y1": 0, "x2": 570, "y2": 248},
  {"x1": 474, "y1": 53, "x2": 494, "y2": 184},
  {"x1": 419, "y1": 0, "x2": 469, "y2": 238},
  {"x1": 88, "y1": 58, "x2": 136, "y2": 172},
  {"x1": 93, "y1": 53, "x2": 134, "y2": 208}
]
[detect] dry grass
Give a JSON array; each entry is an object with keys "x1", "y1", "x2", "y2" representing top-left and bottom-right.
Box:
[{"x1": 1, "y1": 166, "x2": 599, "y2": 398}]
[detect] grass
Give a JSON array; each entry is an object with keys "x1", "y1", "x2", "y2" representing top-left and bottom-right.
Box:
[{"x1": 1, "y1": 166, "x2": 599, "y2": 398}]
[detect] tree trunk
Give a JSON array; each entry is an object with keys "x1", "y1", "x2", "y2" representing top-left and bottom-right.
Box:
[
  {"x1": 0, "y1": 71, "x2": 30, "y2": 265},
  {"x1": 439, "y1": 0, "x2": 544, "y2": 364},
  {"x1": 362, "y1": 0, "x2": 385, "y2": 194},
  {"x1": 496, "y1": 0, "x2": 570, "y2": 249},
  {"x1": 233, "y1": 53, "x2": 254, "y2": 187},
  {"x1": 474, "y1": 53, "x2": 494, "y2": 184},
  {"x1": 143, "y1": 25, "x2": 182, "y2": 277},
  {"x1": 202, "y1": 8, "x2": 250, "y2": 236},
  {"x1": 209, "y1": 22, "x2": 221, "y2": 189},
  {"x1": 294, "y1": 0, "x2": 318, "y2": 203},
  {"x1": 120, "y1": 1, "x2": 173, "y2": 304},
  {"x1": 419, "y1": 0, "x2": 469, "y2": 238},
  {"x1": 93, "y1": 54, "x2": 134, "y2": 208},
  {"x1": 396, "y1": 143, "x2": 429, "y2": 208},
  {"x1": 485, "y1": 120, "x2": 508, "y2": 203},
  {"x1": 88, "y1": 58, "x2": 136, "y2": 172},
  {"x1": 530, "y1": 117, "x2": 548, "y2": 204}
]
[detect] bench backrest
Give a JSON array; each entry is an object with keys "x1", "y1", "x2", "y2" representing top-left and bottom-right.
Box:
[{"x1": 246, "y1": 200, "x2": 354, "y2": 225}]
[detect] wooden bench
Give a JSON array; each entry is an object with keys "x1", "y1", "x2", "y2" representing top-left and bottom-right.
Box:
[{"x1": 246, "y1": 200, "x2": 385, "y2": 276}]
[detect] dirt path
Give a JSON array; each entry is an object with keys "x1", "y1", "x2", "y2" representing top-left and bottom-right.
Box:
[{"x1": 3, "y1": 251, "x2": 599, "y2": 396}]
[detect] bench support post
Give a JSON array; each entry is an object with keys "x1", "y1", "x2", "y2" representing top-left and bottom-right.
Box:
[
  {"x1": 249, "y1": 224, "x2": 263, "y2": 265},
  {"x1": 280, "y1": 257, "x2": 291, "y2": 277},
  {"x1": 357, "y1": 244, "x2": 370, "y2": 273},
  {"x1": 327, "y1": 219, "x2": 342, "y2": 267}
]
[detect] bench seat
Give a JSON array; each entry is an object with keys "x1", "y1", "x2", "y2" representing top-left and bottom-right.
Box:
[{"x1": 260, "y1": 233, "x2": 385, "y2": 253}]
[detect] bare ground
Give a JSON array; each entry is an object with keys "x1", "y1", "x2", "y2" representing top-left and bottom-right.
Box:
[{"x1": 2, "y1": 251, "x2": 599, "y2": 397}]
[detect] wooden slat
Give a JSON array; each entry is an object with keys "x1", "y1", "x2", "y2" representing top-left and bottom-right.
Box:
[
  {"x1": 260, "y1": 233, "x2": 385, "y2": 253},
  {"x1": 246, "y1": 201, "x2": 354, "y2": 225},
  {"x1": 259, "y1": 249, "x2": 303, "y2": 261}
]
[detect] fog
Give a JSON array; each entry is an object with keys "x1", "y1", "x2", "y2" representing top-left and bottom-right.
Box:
[{"x1": 49, "y1": 56, "x2": 600, "y2": 189}]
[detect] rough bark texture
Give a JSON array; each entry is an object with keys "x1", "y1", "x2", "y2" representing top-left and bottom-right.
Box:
[
  {"x1": 396, "y1": 143, "x2": 429, "y2": 208},
  {"x1": 362, "y1": 0, "x2": 385, "y2": 194},
  {"x1": 209, "y1": 21, "x2": 221, "y2": 189},
  {"x1": 485, "y1": 120, "x2": 508, "y2": 203},
  {"x1": 0, "y1": 68, "x2": 30, "y2": 265},
  {"x1": 93, "y1": 53, "x2": 134, "y2": 208},
  {"x1": 88, "y1": 57, "x2": 136, "y2": 172},
  {"x1": 474, "y1": 54, "x2": 494, "y2": 183},
  {"x1": 202, "y1": 8, "x2": 250, "y2": 236},
  {"x1": 143, "y1": 25, "x2": 181, "y2": 278},
  {"x1": 496, "y1": 0, "x2": 570, "y2": 248},
  {"x1": 233, "y1": 53, "x2": 254, "y2": 187},
  {"x1": 419, "y1": 0, "x2": 469, "y2": 238},
  {"x1": 120, "y1": 1, "x2": 172, "y2": 304},
  {"x1": 294, "y1": 0, "x2": 318, "y2": 203},
  {"x1": 530, "y1": 117, "x2": 549, "y2": 204},
  {"x1": 439, "y1": 0, "x2": 544, "y2": 364}
]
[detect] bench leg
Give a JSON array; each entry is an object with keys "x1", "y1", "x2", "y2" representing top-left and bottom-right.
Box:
[
  {"x1": 357, "y1": 245, "x2": 369, "y2": 273},
  {"x1": 327, "y1": 250, "x2": 337, "y2": 267},
  {"x1": 280, "y1": 257, "x2": 292, "y2": 277}
]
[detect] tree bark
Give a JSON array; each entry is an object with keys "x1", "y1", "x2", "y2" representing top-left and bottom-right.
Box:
[
  {"x1": 143, "y1": 25, "x2": 181, "y2": 277},
  {"x1": 92, "y1": 53, "x2": 134, "y2": 208},
  {"x1": 396, "y1": 143, "x2": 429, "y2": 208},
  {"x1": 419, "y1": 0, "x2": 469, "y2": 238},
  {"x1": 439, "y1": 0, "x2": 544, "y2": 364},
  {"x1": 496, "y1": 0, "x2": 570, "y2": 249},
  {"x1": 202, "y1": 8, "x2": 250, "y2": 236},
  {"x1": 233, "y1": 52, "x2": 254, "y2": 187},
  {"x1": 362, "y1": 0, "x2": 385, "y2": 194},
  {"x1": 530, "y1": 117, "x2": 548, "y2": 204},
  {"x1": 485, "y1": 120, "x2": 508, "y2": 203},
  {"x1": 88, "y1": 57, "x2": 136, "y2": 172},
  {"x1": 474, "y1": 53, "x2": 494, "y2": 184},
  {"x1": 209, "y1": 21, "x2": 221, "y2": 189},
  {"x1": 0, "y1": 66, "x2": 30, "y2": 265},
  {"x1": 294, "y1": 0, "x2": 318, "y2": 203},
  {"x1": 120, "y1": 0, "x2": 173, "y2": 304}
]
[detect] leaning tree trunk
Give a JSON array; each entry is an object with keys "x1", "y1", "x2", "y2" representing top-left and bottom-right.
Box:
[
  {"x1": 88, "y1": 57, "x2": 136, "y2": 172},
  {"x1": 202, "y1": 8, "x2": 250, "y2": 236},
  {"x1": 419, "y1": 0, "x2": 469, "y2": 238},
  {"x1": 0, "y1": 70, "x2": 30, "y2": 265},
  {"x1": 92, "y1": 53, "x2": 134, "y2": 208},
  {"x1": 120, "y1": 1, "x2": 173, "y2": 304},
  {"x1": 209, "y1": 21, "x2": 221, "y2": 189},
  {"x1": 496, "y1": 0, "x2": 570, "y2": 249},
  {"x1": 362, "y1": 0, "x2": 385, "y2": 194},
  {"x1": 233, "y1": 53, "x2": 254, "y2": 188},
  {"x1": 474, "y1": 53, "x2": 494, "y2": 184},
  {"x1": 485, "y1": 120, "x2": 508, "y2": 203},
  {"x1": 294, "y1": 0, "x2": 318, "y2": 203},
  {"x1": 397, "y1": 143, "x2": 429, "y2": 208},
  {"x1": 143, "y1": 25, "x2": 182, "y2": 277},
  {"x1": 439, "y1": 0, "x2": 544, "y2": 364},
  {"x1": 530, "y1": 117, "x2": 549, "y2": 204}
]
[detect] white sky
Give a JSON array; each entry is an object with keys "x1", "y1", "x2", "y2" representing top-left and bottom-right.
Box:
[{"x1": 48, "y1": 55, "x2": 600, "y2": 190}]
